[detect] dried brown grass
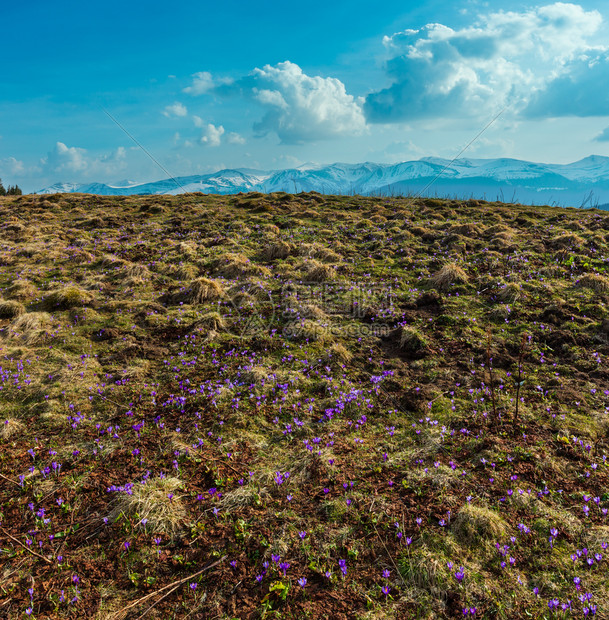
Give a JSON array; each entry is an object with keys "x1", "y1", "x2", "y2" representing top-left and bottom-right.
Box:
[
  {"x1": 577, "y1": 274, "x2": 609, "y2": 294},
  {"x1": 429, "y1": 263, "x2": 468, "y2": 292},
  {"x1": 167, "y1": 277, "x2": 225, "y2": 305}
]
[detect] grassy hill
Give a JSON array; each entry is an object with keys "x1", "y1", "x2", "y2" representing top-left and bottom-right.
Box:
[{"x1": 1, "y1": 191, "x2": 608, "y2": 619}]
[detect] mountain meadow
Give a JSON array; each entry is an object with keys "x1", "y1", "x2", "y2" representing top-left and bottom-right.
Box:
[{"x1": 1, "y1": 191, "x2": 609, "y2": 619}]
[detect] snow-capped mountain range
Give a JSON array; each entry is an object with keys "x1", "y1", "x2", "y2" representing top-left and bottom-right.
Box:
[{"x1": 37, "y1": 155, "x2": 609, "y2": 208}]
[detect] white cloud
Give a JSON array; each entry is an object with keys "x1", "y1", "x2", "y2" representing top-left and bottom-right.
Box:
[
  {"x1": 366, "y1": 140, "x2": 426, "y2": 162},
  {"x1": 594, "y1": 126, "x2": 609, "y2": 142},
  {"x1": 190, "y1": 116, "x2": 231, "y2": 146},
  {"x1": 365, "y1": 3, "x2": 605, "y2": 122},
  {"x1": 183, "y1": 71, "x2": 226, "y2": 95},
  {"x1": 524, "y1": 52, "x2": 609, "y2": 117},
  {"x1": 254, "y1": 88, "x2": 288, "y2": 109},
  {"x1": 40, "y1": 142, "x2": 128, "y2": 178},
  {"x1": 0, "y1": 156, "x2": 25, "y2": 175},
  {"x1": 199, "y1": 123, "x2": 225, "y2": 147},
  {"x1": 227, "y1": 132, "x2": 246, "y2": 145},
  {"x1": 163, "y1": 102, "x2": 188, "y2": 117},
  {"x1": 42, "y1": 142, "x2": 88, "y2": 172},
  {"x1": 98, "y1": 146, "x2": 126, "y2": 165},
  {"x1": 244, "y1": 61, "x2": 366, "y2": 143},
  {"x1": 190, "y1": 62, "x2": 366, "y2": 143},
  {"x1": 272, "y1": 154, "x2": 305, "y2": 168}
]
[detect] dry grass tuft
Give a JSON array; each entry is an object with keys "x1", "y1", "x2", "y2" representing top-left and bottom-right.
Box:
[
  {"x1": 43, "y1": 286, "x2": 94, "y2": 310},
  {"x1": 300, "y1": 303, "x2": 329, "y2": 320},
  {"x1": 100, "y1": 253, "x2": 126, "y2": 268},
  {"x1": 213, "y1": 252, "x2": 253, "y2": 278},
  {"x1": 6, "y1": 312, "x2": 56, "y2": 345},
  {"x1": 262, "y1": 223, "x2": 281, "y2": 235},
  {"x1": 484, "y1": 224, "x2": 513, "y2": 237},
  {"x1": 1, "y1": 417, "x2": 25, "y2": 440},
  {"x1": 496, "y1": 282, "x2": 523, "y2": 303},
  {"x1": 449, "y1": 222, "x2": 484, "y2": 237},
  {"x1": 171, "y1": 262, "x2": 199, "y2": 281},
  {"x1": 0, "y1": 300, "x2": 26, "y2": 318},
  {"x1": 4, "y1": 280, "x2": 37, "y2": 301},
  {"x1": 121, "y1": 262, "x2": 150, "y2": 280},
  {"x1": 314, "y1": 247, "x2": 342, "y2": 262},
  {"x1": 298, "y1": 243, "x2": 342, "y2": 262},
  {"x1": 110, "y1": 476, "x2": 187, "y2": 537},
  {"x1": 429, "y1": 262, "x2": 468, "y2": 292},
  {"x1": 583, "y1": 525, "x2": 609, "y2": 548},
  {"x1": 177, "y1": 241, "x2": 198, "y2": 260},
  {"x1": 323, "y1": 343, "x2": 353, "y2": 366},
  {"x1": 218, "y1": 485, "x2": 270, "y2": 512},
  {"x1": 167, "y1": 277, "x2": 224, "y2": 305},
  {"x1": 451, "y1": 503, "x2": 508, "y2": 546},
  {"x1": 301, "y1": 259, "x2": 336, "y2": 282},
  {"x1": 193, "y1": 310, "x2": 226, "y2": 331},
  {"x1": 112, "y1": 363, "x2": 151, "y2": 384},
  {"x1": 400, "y1": 544, "x2": 451, "y2": 598},
  {"x1": 576, "y1": 274, "x2": 609, "y2": 294},
  {"x1": 490, "y1": 233, "x2": 516, "y2": 250},
  {"x1": 550, "y1": 233, "x2": 585, "y2": 249},
  {"x1": 263, "y1": 241, "x2": 292, "y2": 261}
]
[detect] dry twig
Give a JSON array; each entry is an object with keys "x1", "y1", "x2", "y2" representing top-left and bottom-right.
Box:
[{"x1": 110, "y1": 555, "x2": 227, "y2": 619}]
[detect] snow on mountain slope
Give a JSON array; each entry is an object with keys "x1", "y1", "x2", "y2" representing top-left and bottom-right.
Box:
[
  {"x1": 36, "y1": 155, "x2": 609, "y2": 207},
  {"x1": 549, "y1": 156, "x2": 609, "y2": 182},
  {"x1": 39, "y1": 182, "x2": 85, "y2": 193}
]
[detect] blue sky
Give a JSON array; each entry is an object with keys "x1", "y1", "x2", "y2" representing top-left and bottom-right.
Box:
[{"x1": 4, "y1": 0, "x2": 609, "y2": 191}]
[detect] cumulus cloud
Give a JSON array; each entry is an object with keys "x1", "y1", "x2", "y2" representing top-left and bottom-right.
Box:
[
  {"x1": 40, "y1": 142, "x2": 128, "y2": 177},
  {"x1": 0, "y1": 156, "x2": 25, "y2": 175},
  {"x1": 195, "y1": 121, "x2": 224, "y2": 147},
  {"x1": 183, "y1": 71, "x2": 234, "y2": 95},
  {"x1": 365, "y1": 2, "x2": 605, "y2": 122},
  {"x1": 227, "y1": 132, "x2": 246, "y2": 145},
  {"x1": 524, "y1": 53, "x2": 609, "y2": 117},
  {"x1": 42, "y1": 142, "x2": 88, "y2": 173},
  {"x1": 163, "y1": 102, "x2": 188, "y2": 117},
  {"x1": 197, "y1": 61, "x2": 366, "y2": 144},
  {"x1": 99, "y1": 146, "x2": 127, "y2": 165},
  {"x1": 594, "y1": 126, "x2": 609, "y2": 142},
  {"x1": 246, "y1": 61, "x2": 366, "y2": 143}
]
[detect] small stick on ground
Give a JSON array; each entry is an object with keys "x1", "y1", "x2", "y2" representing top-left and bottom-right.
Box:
[
  {"x1": 135, "y1": 584, "x2": 180, "y2": 619},
  {"x1": 0, "y1": 527, "x2": 52, "y2": 564},
  {"x1": 372, "y1": 522, "x2": 407, "y2": 589},
  {"x1": 110, "y1": 555, "x2": 227, "y2": 619},
  {"x1": 0, "y1": 472, "x2": 21, "y2": 487}
]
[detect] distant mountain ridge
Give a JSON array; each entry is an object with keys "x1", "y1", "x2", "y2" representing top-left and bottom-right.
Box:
[{"x1": 37, "y1": 155, "x2": 609, "y2": 208}]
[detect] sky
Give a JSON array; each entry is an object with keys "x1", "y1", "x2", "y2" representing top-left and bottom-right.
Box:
[{"x1": 4, "y1": 0, "x2": 609, "y2": 192}]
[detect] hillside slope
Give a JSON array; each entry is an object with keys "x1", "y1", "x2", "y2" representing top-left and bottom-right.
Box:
[{"x1": 1, "y1": 192, "x2": 608, "y2": 618}]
